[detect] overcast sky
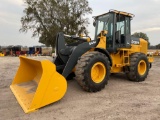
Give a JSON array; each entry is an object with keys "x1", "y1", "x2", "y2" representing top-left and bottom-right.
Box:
[{"x1": 0, "y1": 0, "x2": 160, "y2": 46}]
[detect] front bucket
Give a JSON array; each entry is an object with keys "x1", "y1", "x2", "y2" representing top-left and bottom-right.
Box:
[{"x1": 10, "y1": 57, "x2": 67, "y2": 113}]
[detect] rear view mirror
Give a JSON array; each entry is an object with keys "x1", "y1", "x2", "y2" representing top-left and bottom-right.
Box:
[{"x1": 93, "y1": 21, "x2": 96, "y2": 27}]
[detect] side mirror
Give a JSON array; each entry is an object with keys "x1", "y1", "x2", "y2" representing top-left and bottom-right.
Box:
[
  {"x1": 115, "y1": 30, "x2": 121, "y2": 44},
  {"x1": 93, "y1": 21, "x2": 96, "y2": 27}
]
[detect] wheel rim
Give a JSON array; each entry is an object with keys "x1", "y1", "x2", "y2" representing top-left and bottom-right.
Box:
[
  {"x1": 138, "y1": 60, "x2": 146, "y2": 75},
  {"x1": 91, "y1": 62, "x2": 106, "y2": 83}
]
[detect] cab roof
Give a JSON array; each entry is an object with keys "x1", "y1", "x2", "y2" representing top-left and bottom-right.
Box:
[{"x1": 93, "y1": 9, "x2": 135, "y2": 19}]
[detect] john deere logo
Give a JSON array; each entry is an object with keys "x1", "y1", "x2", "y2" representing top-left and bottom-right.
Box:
[
  {"x1": 131, "y1": 40, "x2": 139, "y2": 45},
  {"x1": 89, "y1": 41, "x2": 96, "y2": 45}
]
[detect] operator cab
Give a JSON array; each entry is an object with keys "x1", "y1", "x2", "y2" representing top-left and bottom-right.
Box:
[{"x1": 94, "y1": 10, "x2": 134, "y2": 53}]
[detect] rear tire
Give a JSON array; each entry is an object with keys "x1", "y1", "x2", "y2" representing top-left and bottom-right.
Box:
[
  {"x1": 126, "y1": 53, "x2": 149, "y2": 82},
  {"x1": 75, "y1": 51, "x2": 110, "y2": 92}
]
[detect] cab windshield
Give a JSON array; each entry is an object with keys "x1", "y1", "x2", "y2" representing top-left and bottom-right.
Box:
[
  {"x1": 95, "y1": 13, "x2": 114, "y2": 48},
  {"x1": 95, "y1": 13, "x2": 114, "y2": 37}
]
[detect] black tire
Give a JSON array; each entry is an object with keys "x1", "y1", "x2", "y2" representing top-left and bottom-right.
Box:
[
  {"x1": 75, "y1": 51, "x2": 110, "y2": 92},
  {"x1": 126, "y1": 53, "x2": 149, "y2": 82}
]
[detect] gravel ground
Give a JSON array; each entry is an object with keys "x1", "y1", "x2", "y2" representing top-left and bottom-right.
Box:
[{"x1": 0, "y1": 56, "x2": 160, "y2": 120}]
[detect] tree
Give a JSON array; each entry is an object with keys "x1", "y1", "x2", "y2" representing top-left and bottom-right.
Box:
[
  {"x1": 156, "y1": 44, "x2": 160, "y2": 49},
  {"x1": 20, "y1": 0, "x2": 92, "y2": 48},
  {"x1": 132, "y1": 32, "x2": 150, "y2": 46}
]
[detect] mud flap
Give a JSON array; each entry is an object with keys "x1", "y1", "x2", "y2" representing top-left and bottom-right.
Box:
[{"x1": 10, "y1": 57, "x2": 67, "y2": 113}]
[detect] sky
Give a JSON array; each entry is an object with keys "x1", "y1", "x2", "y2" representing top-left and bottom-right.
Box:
[{"x1": 0, "y1": 0, "x2": 160, "y2": 46}]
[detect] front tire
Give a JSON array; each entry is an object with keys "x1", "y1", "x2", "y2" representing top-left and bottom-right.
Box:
[
  {"x1": 126, "y1": 53, "x2": 149, "y2": 82},
  {"x1": 75, "y1": 51, "x2": 110, "y2": 92}
]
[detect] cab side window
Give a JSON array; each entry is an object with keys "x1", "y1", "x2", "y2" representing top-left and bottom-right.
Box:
[{"x1": 116, "y1": 15, "x2": 125, "y2": 44}]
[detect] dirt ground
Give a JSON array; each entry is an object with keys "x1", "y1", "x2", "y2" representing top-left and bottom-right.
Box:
[{"x1": 0, "y1": 56, "x2": 160, "y2": 120}]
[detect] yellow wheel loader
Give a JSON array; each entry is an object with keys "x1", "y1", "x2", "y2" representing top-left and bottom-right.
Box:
[
  {"x1": 10, "y1": 10, "x2": 154, "y2": 113},
  {"x1": 0, "y1": 53, "x2": 4, "y2": 56},
  {"x1": 0, "y1": 49, "x2": 4, "y2": 56}
]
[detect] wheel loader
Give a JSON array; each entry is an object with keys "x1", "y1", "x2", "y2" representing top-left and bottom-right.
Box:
[
  {"x1": 0, "y1": 52, "x2": 4, "y2": 56},
  {"x1": 10, "y1": 9, "x2": 154, "y2": 113},
  {"x1": 0, "y1": 47, "x2": 4, "y2": 56}
]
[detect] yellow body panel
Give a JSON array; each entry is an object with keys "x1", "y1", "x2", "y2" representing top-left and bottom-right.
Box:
[
  {"x1": 139, "y1": 38, "x2": 148, "y2": 54},
  {"x1": 96, "y1": 36, "x2": 106, "y2": 49},
  {"x1": 120, "y1": 39, "x2": 147, "y2": 55},
  {"x1": 96, "y1": 31, "x2": 107, "y2": 49},
  {"x1": 10, "y1": 57, "x2": 67, "y2": 113},
  {"x1": 110, "y1": 52, "x2": 123, "y2": 73}
]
